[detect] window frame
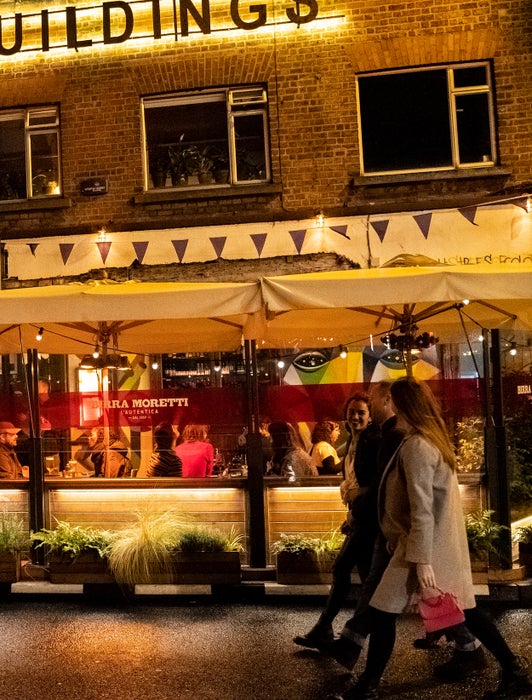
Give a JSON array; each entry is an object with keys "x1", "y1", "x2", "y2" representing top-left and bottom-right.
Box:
[
  {"x1": 0, "y1": 105, "x2": 61, "y2": 201},
  {"x1": 356, "y1": 61, "x2": 497, "y2": 177},
  {"x1": 141, "y1": 85, "x2": 271, "y2": 192}
]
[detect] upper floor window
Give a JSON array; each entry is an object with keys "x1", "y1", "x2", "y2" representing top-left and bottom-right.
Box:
[
  {"x1": 0, "y1": 106, "x2": 61, "y2": 201},
  {"x1": 357, "y1": 62, "x2": 497, "y2": 176},
  {"x1": 142, "y1": 86, "x2": 271, "y2": 191}
]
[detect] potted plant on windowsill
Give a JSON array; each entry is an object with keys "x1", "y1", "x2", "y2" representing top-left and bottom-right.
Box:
[
  {"x1": 272, "y1": 530, "x2": 342, "y2": 584},
  {"x1": 0, "y1": 511, "x2": 30, "y2": 584},
  {"x1": 514, "y1": 524, "x2": 532, "y2": 577},
  {"x1": 211, "y1": 149, "x2": 230, "y2": 184},
  {"x1": 148, "y1": 147, "x2": 169, "y2": 188},
  {"x1": 168, "y1": 135, "x2": 200, "y2": 187},
  {"x1": 31, "y1": 521, "x2": 115, "y2": 584}
]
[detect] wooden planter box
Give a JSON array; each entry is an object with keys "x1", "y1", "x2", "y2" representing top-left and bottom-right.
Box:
[
  {"x1": 48, "y1": 552, "x2": 114, "y2": 584},
  {"x1": 0, "y1": 552, "x2": 21, "y2": 583},
  {"x1": 470, "y1": 557, "x2": 489, "y2": 584},
  {"x1": 276, "y1": 551, "x2": 337, "y2": 585},
  {"x1": 148, "y1": 552, "x2": 242, "y2": 585},
  {"x1": 518, "y1": 542, "x2": 532, "y2": 577}
]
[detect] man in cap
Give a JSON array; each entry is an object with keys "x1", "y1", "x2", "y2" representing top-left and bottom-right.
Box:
[{"x1": 0, "y1": 422, "x2": 25, "y2": 478}]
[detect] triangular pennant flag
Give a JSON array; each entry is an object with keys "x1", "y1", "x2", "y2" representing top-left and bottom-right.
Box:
[
  {"x1": 250, "y1": 233, "x2": 267, "y2": 257},
  {"x1": 457, "y1": 206, "x2": 478, "y2": 225},
  {"x1": 328, "y1": 225, "x2": 350, "y2": 239},
  {"x1": 413, "y1": 213, "x2": 432, "y2": 239},
  {"x1": 28, "y1": 243, "x2": 39, "y2": 256},
  {"x1": 172, "y1": 239, "x2": 188, "y2": 263},
  {"x1": 96, "y1": 241, "x2": 112, "y2": 264},
  {"x1": 370, "y1": 220, "x2": 389, "y2": 243},
  {"x1": 210, "y1": 236, "x2": 227, "y2": 258},
  {"x1": 59, "y1": 243, "x2": 75, "y2": 265},
  {"x1": 289, "y1": 229, "x2": 307, "y2": 254},
  {"x1": 511, "y1": 196, "x2": 529, "y2": 212},
  {"x1": 132, "y1": 241, "x2": 149, "y2": 264}
]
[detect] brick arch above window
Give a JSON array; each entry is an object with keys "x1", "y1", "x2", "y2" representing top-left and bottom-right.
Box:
[
  {"x1": 346, "y1": 29, "x2": 501, "y2": 73},
  {"x1": 127, "y1": 50, "x2": 275, "y2": 95},
  {"x1": 0, "y1": 74, "x2": 67, "y2": 109}
]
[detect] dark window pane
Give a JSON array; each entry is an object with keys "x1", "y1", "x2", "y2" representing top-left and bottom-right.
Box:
[
  {"x1": 234, "y1": 113, "x2": 267, "y2": 181},
  {"x1": 453, "y1": 66, "x2": 487, "y2": 88},
  {"x1": 0, "y1": 118, "x2": 26, "y2": 199},
  {"x1": 455, "y1": 93, "x2": 492, "y2": 163},
  {"x1": 359, "y1": 70, "x2": 452, "y2": 172}
]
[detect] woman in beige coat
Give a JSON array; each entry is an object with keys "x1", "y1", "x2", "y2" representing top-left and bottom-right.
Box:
[{"x1": 339, "y1": 377, "x2": 531, "y2": 700}]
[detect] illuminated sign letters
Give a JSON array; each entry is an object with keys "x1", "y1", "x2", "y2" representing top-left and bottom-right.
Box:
[{"x1": 0, "y1": 0, "x2": 320, "y2": 56}]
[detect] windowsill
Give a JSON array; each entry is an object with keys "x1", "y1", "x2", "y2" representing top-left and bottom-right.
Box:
[
  {"x1": 0, "y1": 196, "x2": 72, "y2": 213},
  {"x1": 134, "y1": 182, "x2": 282, "y2": 205},
  {"x1": 350, "y1": 166, "x2": 511, "y2": 188}
]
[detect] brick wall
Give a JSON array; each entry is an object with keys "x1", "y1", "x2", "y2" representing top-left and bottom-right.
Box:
[{"x1": 0, "y1": 0, "x2": 529, "y2": 240}]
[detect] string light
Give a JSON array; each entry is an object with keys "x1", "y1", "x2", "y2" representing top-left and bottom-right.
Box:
[
  {"x1": 214, "y1": 360, "x2": 221, "y2": 372},
  {"x1": 35, "y1": 327, "x2": 44, "y2": 341},
  {"x1": 151, "y1": 359, "x2": 159, "y2": 370},
  {"x1": 92, "y1": 345, "x2": 100, "y2": 359},
  {"x1": 277, "y1": 358, "x2": 285, "y2": 369},
  {"x1": 339, "y1": 345, "x2": 348, "y2": 359},
  {"x1": 509, "y1": 342, "x2": 517, "y2": 356}
]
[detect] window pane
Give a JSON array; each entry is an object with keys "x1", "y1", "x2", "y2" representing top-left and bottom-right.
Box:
[
  {"x1": 234, "y1": 113, "x2": 267, "y2": 181},
  {"x1": 0, "y1": 117, "x2": 26, "y2": 200},
  {"x1": 455, "y1": 93, "x2": 492, "y2": 164},
  {"x1": 30, "y1": 132, "x2": 60, "y2": 196},
  {"x1": 145, "y1": 101, "x2": 229, "y2": 187},
  {"x1": 359, "y1": 70, "x2": 452, "y2": 173},
  {"x1": 453, "y1": 66, "x2": 487, "y2": 88}
]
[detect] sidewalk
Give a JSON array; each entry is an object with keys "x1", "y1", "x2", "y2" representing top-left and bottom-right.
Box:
[{"x1": 7, "y1": 569, "x2": 532, "y2": 606}]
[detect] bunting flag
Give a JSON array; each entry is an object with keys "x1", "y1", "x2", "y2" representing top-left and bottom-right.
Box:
[
  {"x1": 132, "y1": 241, "x2": 149, "y2": 264},
  {"x1": 413, "y1": 213, "x2": 432, "y2": 239},
  {"x1": 458, "y1": 207, "x2": 478, "y2": 225},
  {"x1": 28, "y1": 243, "x2": 39, "y2": 256},
  {"x1": 370, "y1": 220, "x2": 389, "y2": 243},
  {"x1": 210, "y1": 236, "x2": 227, "y2": 258},
  {"x1": 250, "y1": 233, "x2": 267, "y2": 257},
  {"x1": 172, "y1": 239, "x2": 188, "y2": 262},
  {"x1": 512, "y1": 196, "x2": 530, "y2": 212},
  {"x1": 329, "y1": 225, "x2": 350, "y2": 239},
  {"x1": 96, "y1": 241, "x2": 112, "y2": 263},
  {"x1": 59, "y1": 243, "x2": 75, "y2": 265},
  {"x1": 289, "y1": 229, "x2": 307, "y2": 254}
]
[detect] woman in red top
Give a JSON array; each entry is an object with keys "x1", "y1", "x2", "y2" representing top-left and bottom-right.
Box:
[{"x1": 175, "y1": 424, "x2": 214, "y2": 477}]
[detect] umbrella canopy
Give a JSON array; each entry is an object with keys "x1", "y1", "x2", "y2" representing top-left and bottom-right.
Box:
[
  {"x1": 0, "y1": 279, "x2": 262, "y2": 354},
  {"x1": 259, "y1": 265, "x2": 532, "y2": 348}
]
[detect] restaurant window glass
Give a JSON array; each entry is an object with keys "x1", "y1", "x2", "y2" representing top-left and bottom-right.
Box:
[
  {"x1": 357, "y1": 62, "x2": 497, "y2": 175},
  {"x1": 0, "y1": 106, "x2": 61, "y2": 200},
  {"x1": 142, "y1": 86, "x2": 271, "y2": 190}
]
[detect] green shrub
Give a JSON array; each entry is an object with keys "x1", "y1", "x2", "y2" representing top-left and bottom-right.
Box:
[
  {"x1": 177, "y1": 525, "x2": 244, "y2": 553},
  {"x1": 31, "y1": 521, "x2": 114, "y2": 559},
  {"x1": 271, "y1": 529, "x2": 342, "y2": 555},
  {"x1": 465, "y1": 510, "x2": 508, "y2": 561},
  {"x1": 0, "y1": 512, "x2": 30, "y2": 554},
  {"x1": 513, "y1": 524, "x2": 532, "y2": 544}
]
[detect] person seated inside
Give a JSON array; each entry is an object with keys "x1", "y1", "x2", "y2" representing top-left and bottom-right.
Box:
[
  {"x1": 146, "y1": 422, "x2": 182, "y2": 478},
  {"x1": 267, "y1": 421, "x2": 318, "y2": 477},
  {"x1": 175, "y1": 424, "x2": 214, "y2": 477},
  {"x1": 74, "y1": 427, "x2": 131, "y2": 477},
  {"x1": 0, "y1": 421, "x2": 27, "y2": 479},
  {"x1": 309, "y1": 419, "x2": 342, "y2": 475}
]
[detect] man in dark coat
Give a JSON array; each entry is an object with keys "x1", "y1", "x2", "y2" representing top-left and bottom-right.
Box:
[{"x1": 0, "y1": 421, "x2": 25, "y2": 479}]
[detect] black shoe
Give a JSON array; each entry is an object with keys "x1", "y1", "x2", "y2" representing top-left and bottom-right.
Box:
[
  {"x1": 435, "y1": 646, "x2": 489, "y2": 681},
  {"x1": 293, "y1": 622, "x2": 334, "y2": 650},
  {"x1": 413, "y1": 631, "x2": 445, "y2": 649},
  {"x1": 328, "y1": 637, "x2": 362, "y2": 671},
  {"x1": 483, "y1": 656, "x2": 532, "y2": 699},
  {"x1": 341, "y1": 674, "x2": 380, "y2": 699}
]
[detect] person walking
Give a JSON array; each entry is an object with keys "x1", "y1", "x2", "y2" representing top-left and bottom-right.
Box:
[
  {"x1": 293, "y1": 392, "x2": 379, "y2": 654},
  {"x1": 333, "y1": 377, "x2": 532, "y2": 700}
]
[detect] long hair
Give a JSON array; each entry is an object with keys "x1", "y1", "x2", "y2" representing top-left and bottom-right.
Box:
[
  {"x1": 181, "y1": 424, "x2": 208, "y2": 442},
  {"x1": 390, "y1": 377, "x2": 456, "y2": 470},
  {"x1": 311, "y1": 419, "x2": 338, "y2": 445}
]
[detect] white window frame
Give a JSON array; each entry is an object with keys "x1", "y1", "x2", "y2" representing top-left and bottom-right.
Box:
[
  {"x1": 357, "y1": 62, "x2": 497, "y2": 176},
  {"x1": 0, "y1": 106, "x2": 61, "y2": 200},
  {"x1": 141, "y1": 86, "x2": 271, "y2": 191}
]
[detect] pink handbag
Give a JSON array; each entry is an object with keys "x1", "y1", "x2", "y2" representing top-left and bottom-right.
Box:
[{"x1": 418, "y1": 587, "x2": 465, "y2": 633}]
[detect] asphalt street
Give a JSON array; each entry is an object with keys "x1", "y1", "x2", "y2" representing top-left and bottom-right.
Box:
[{"x1": 0, "y1": 594, "x2": 530, "y2": 700}]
